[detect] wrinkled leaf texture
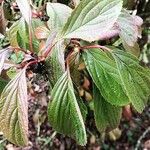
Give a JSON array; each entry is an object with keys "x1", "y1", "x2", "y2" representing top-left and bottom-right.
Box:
[
  {"x1": 93, "y1": 85, "x2": 122, "y2": 133},
  {"x1": 0, "y1": 69, "x2": 28, "y2": 146},
  {"x1": 61, "y1": 0, "x2": 123, "y2": 42},
  {"x1": 46, "y1": 2, "x2": 72, "y2": 30},
  {"x1": 83, "y1": 48, "x2": 150, "y2": 112},
  {"x1": 48, "y1": 71, "x2": 87, "y2": 145}
]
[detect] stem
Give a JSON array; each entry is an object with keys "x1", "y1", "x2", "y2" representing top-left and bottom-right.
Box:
[
  {"x1": 24, "y1": 60, "x2": 38, "y2": 69},
  {"x1": 81, "y1": 45, "x2": 111, "y2": 51},
  {"x1": 43, "y1": 43, "x2": 55, "y2": 59},
  {"x1": 65, "y1": 50, "x2": 74, "y2": 73},
  {"x1": 135, "y1": 127, "x2": 150, "y2": 150},
  {"x1": 29, "y1": 26, "x2": 33, "y2": 52}
]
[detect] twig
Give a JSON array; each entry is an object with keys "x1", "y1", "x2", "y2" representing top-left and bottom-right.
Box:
[{"x1": 135, "y1": 127, "x2": 150, "y2": 150}]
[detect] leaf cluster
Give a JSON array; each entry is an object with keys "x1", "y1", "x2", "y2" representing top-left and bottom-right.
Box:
[{"x1": 0, "y1": 0, "x2": 149, "y2": 146}]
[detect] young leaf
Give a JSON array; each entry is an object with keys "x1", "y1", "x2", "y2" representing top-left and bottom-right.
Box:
[
  {"x1": 46, "y1": 40, "x2": 65, "y2": 89},
  {"x1": 117, "y1": 10, "x2": 143, "y2": 47},
  {"x1": 0, "y1": 69, "x2": 28, "y2": 146},
  {"x1": 110, "y1": 49, "x2": 150, "y2": 113},
  {"x1": 48, "y1": 71, "x2": 87, "y2": 145},
  {"x1": 61, "y1": 0, "x2": 123, "y2": 42},
  {"x1": 83, "y1": 48, "x2": 130, "y2": 106},
  {"x1": 16, "y1": 0, "x2": 32, "y2": 24},
  {"x1": 93, "y1": 85, "x2": 122, "y2": 133},
  {"x1": 46, "y1": 2, "x2": 72, "y2": 30}
]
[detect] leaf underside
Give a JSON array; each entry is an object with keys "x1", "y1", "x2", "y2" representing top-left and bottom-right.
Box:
[
  {"x1": 46, "y1": 2, "x2": 72, "y2": 30},
  {"x1": 0, "y1": 69, "x2": 28, "y2": 146},
  {"x1": 61, "y1": 0, "x2": 123, "y2": 42}
]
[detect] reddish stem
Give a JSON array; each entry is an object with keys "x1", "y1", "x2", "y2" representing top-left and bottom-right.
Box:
[
  {"x1": 81, "y1": 45, "x2": 111, "y2": 51},
  {"x1": 24, "y1": 60, "x2": 38, "y2": 69},
  {"x1": 43, "y1": 43, "x2": 56, "y2": 59},
  {"x1": 29, "y1": 26, "x2": 33, "y2": 53}
]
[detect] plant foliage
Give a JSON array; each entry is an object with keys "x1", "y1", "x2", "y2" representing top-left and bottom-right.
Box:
[{"x1": 0, "y1": 0, "x2": 149, "y2": 147}]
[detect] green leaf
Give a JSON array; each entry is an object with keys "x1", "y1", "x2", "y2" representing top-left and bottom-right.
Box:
[
  {"x1": 83, "y1": 48, "x2": 129, "y2": 106},
  {"x1": 69, "y1": 51, "x2": 81, "y2": 87},
  {"x1": 10, "y1": 51, "x2": 24, "y2": 64},
  {"x1": 122, "y1": 41, "x2": 140, "y2": 57},
  {"x1": 48, "y1": 71, "x2": 87, "y2": 145},
  {"x1": 46, "y1": 2, "x2": 72, "y2": 30},
  {"x1": 0, "y1": 69, "x2": 28, "y2": 146},
  {"x1": 61, "y1": 0, "x2": 123, "y2": 42},
  {"x1": 110, "y1": 49, "x2": 150, "y2": 112},
  {"x1": 8, "y1": 18, "x2": 29, "y2": 49},
  {"x1": 93, "y1": 85, "x2": 122, "y2": 133},
  {"x1": 46, "y1": 40, "x2": 65, "y2": 89},
  {"x1": 8, "y1": 18, "x2": 40, "y2": 52},
  {"x1": 74, "y1": 88, "x2": 87, "y2": 122}
]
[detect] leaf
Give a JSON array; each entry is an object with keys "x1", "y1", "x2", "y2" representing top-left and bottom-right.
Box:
[
  {"x1": 97, "y1": 24, "x2": 120, "y2": 40},
  {"x1": 8, "y1": 18, "x2": 40, "y2": 52},
  {"x1": 10, "y1": 51, "x2": 24, "y2": 64},
  {"x1": 83, "y1": 48, "x2": 150, "y2": 112},
  {"x1": 74, "y1": 88, "x2": 87, "y2": 122},
  {"x1": 61, "y1": 0, "x2": 123, "y2": 42},
  {"x1": 0, "y1": 47, "x2": 11, "y2": 74},
  {"x1": 46, "y1": 2, "x2": 72, "y2": 30},
  {"x1": 8, "y1": 18, "x2": 28, "y2": 48},
  {"x1": 35, "y1": 26, "x2": 50, "y2": 40},
  {"x1": 16, "y1": 0, "x2": 32, "y2": 24},
  {"x1": 48, "y1": 71, "x2": 87, "y2": 145},
  {"x1": 122, "y1": 41, "x2": 140, "y2": 57},
  {"x1": 0, "y1": 69, "x2": 28, "y2": 146},
  {"x1": 69, "y1": 51, "x2": 81, "y2": 87},
  {"x1": 83, "y1": 48, "x2": 129, "y2": 106},
  {"x1": 117, "y1": 10, "x2": 143, "y2": 47},
  {"x1": 93, "y1": 85, "x2": 122, "y2": 133},
  {"x1": 110, "y1": 49, "x2": 150, "y2": 112},
  {"x1": 46, "y1": 40, "x2": 65, "y2": 89}
]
